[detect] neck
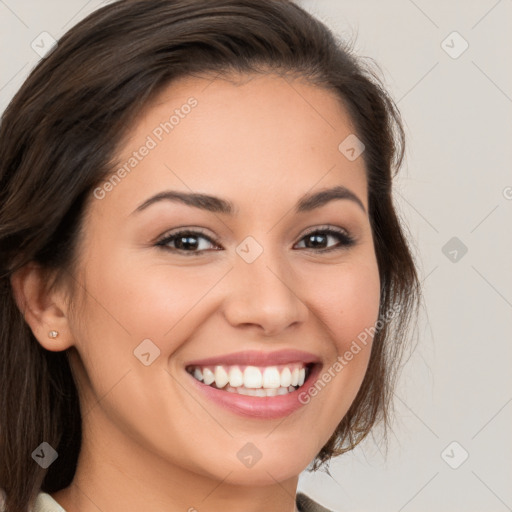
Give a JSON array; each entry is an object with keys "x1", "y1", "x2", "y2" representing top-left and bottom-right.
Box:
[{"x1": 51, "y1": 414, "x2": 300, "y2": 512}]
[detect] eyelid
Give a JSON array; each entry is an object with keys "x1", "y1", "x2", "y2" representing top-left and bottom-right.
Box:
[
  {"x1": 299, "y1": 224, "x2": 350, "y2": 238},
  {"x1": 155, "y1": 226, "x2": 218, "y2": 244}
]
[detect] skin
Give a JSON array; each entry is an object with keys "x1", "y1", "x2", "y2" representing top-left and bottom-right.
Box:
[{"x1": 12, "y1": 73, "x2": 381, "y2": 512}]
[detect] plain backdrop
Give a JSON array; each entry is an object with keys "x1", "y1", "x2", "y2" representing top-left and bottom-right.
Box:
[{"x1": 1, "y1": 1, "x2": 511, "y2": 511}]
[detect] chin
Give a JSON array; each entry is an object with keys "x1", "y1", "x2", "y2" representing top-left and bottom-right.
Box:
[
  {"x1": 236, "y1": 447, "x2": 316, "y2": 484},
  {"x1": 222, "y1": 460, "x2": 308, "y2": 486}
]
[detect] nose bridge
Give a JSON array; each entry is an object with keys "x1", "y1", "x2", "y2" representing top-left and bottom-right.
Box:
[{"x1": 223, "y1": 235, "x2": 309, "y2": 335}]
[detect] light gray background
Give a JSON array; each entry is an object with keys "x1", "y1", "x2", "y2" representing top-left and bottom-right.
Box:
[{"x1": 1, "y1": 1, "x2": 511, "y2": 511}]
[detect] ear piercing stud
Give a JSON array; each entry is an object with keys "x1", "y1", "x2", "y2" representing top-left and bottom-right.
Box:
[{"x1": 48, "y1": 330, "x2": 59, "y2": 339}]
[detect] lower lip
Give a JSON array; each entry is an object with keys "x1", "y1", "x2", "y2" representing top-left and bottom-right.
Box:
[{"x1": 186, "y1": 364, "x2": 322, "y2": 419}]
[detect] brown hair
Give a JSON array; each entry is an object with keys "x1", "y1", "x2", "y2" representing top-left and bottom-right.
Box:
[{"x1": 0, "y1": 0, "x2": 421, "y2": 509}]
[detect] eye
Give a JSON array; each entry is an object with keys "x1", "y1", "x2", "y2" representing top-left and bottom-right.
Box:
[
  {"x1": 294, "y1": 226, "x2": 356, "y2": 252},
  {"x1": 156, "y1": 229, "x2": 219, "y2": 255}
]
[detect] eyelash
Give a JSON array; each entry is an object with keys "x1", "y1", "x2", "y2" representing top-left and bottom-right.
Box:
[{"x1": 155, "y1": 225, "x2": 356, "y2": 256}]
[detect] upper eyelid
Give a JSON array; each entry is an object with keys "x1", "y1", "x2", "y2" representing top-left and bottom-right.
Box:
[
  {"x1": 300, "y1": 225, "x2": 350, "y2": 237},
  {"x1": 157, "y1": 227, "x2": 216, "y2": 242}
]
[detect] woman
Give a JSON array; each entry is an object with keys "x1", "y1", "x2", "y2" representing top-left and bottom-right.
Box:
[{"x1": 0, "y1": 1, "x2": 421, "y2": 511}]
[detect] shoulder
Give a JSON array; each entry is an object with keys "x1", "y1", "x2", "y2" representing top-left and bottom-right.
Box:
[
  {"x1": 33, "y1": 492, "x2": 67, "y2": 511},
  {"x1": 296, "y1": 491, "x2": 334, "y2": 512}
]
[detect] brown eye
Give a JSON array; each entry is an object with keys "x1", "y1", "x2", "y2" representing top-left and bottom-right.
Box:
[
  {"x1": 295, "y1": 227, "x2": 356, "y2": 252},
  {"x1": 156, "y1": 230, "x2": 219, "y2": 255}
]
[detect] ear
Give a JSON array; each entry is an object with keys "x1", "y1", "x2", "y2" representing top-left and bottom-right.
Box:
[{"x1": 10, "y1": 262, "x2": 75, "y2": 352}]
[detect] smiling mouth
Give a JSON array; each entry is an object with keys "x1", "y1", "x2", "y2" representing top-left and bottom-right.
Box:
[{"x1": 186, "y1": 362, "x2": 314, "y2": 397}]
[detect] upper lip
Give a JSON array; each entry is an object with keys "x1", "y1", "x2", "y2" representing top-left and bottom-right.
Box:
[{"x1": 185, "y1": 349, "x2": 321, "y2": 368}]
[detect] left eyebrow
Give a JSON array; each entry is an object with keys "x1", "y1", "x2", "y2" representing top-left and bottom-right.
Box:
[
  {"x1": 296, "y1": 185, "x2": 366, "y2": 214},
  {"x1": 131, "y1": 185, "x2": 366, "y2": 216}
]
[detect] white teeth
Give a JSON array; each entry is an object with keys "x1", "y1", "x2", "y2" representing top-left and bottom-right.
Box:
[
  {"x1": 243, "y1": 366, "x2": 263, "y2": 389},
  {"x1": 298, "y1": 368, "x2": 306, "y2": 386},
  {"x1": 189, "y1": 362, "x2": 313, "y2": 395},
  {"x1": 262, "y1": 367, "x2": 281, "y2": 389},
  {"x1": 228, "y1": 366, "x2": 244, "y2": 387},
  {"x1": 280, "y1": 367, "x2": 292, "y2": 388},
  {"x1": 203, "y1": 367, "x2": 215, "y2": 385},
  {"x1": 214, "y1": 365, "x2": 229, "y2": 389}
]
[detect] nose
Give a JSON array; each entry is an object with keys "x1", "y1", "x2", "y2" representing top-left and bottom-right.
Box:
[{"x1": 222, "y1": 248, "x2": 310, "y2": 337}]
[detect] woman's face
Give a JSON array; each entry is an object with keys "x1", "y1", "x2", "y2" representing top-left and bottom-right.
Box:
[{"x1": 66, "y1": 73, "x2": 381, "y2": 485}]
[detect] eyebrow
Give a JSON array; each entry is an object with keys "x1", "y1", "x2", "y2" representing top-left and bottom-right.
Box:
[{"x1": 132, "y1": 185, "x2": 366, "y2": 216}]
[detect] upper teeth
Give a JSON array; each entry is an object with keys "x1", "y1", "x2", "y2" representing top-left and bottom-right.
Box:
[{"x1": 189, "y1": 364, "x2": 307, "y2": 390}]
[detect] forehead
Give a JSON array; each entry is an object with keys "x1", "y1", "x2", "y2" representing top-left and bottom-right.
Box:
[{"x1": 94, "y1": 73, "x2": 368, "y2": 219}]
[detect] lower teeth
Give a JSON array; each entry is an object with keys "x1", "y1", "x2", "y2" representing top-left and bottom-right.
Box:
[{"x1": 215, "y1": 384, "x2": 299, "y2": 396}]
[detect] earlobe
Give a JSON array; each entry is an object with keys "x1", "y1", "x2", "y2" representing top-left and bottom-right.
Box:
[{"x1": 9, "y1": 262, "x2": 74, "y2": 352}]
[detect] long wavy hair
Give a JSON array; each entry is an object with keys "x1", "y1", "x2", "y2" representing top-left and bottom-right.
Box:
[{"x1": 0, "y1": 1, "x2": 421, "y2": 510}]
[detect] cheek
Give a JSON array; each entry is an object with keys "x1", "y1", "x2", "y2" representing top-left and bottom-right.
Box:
[
  {"x1": 307, "y1": 257, "x2": 381, "y2": 355},
  {"x1": 298, "y1": 257, "x2": 381, "y2": 419},
  {"x1": 78, "y1": 247, "x2": 218, "y2": 339},
  {"x1": 69, "y1": 251, "x2": 231, "y2": 404},
  {"x1": 109, "y1": 260, "x2": 227, "y2": 342}
]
